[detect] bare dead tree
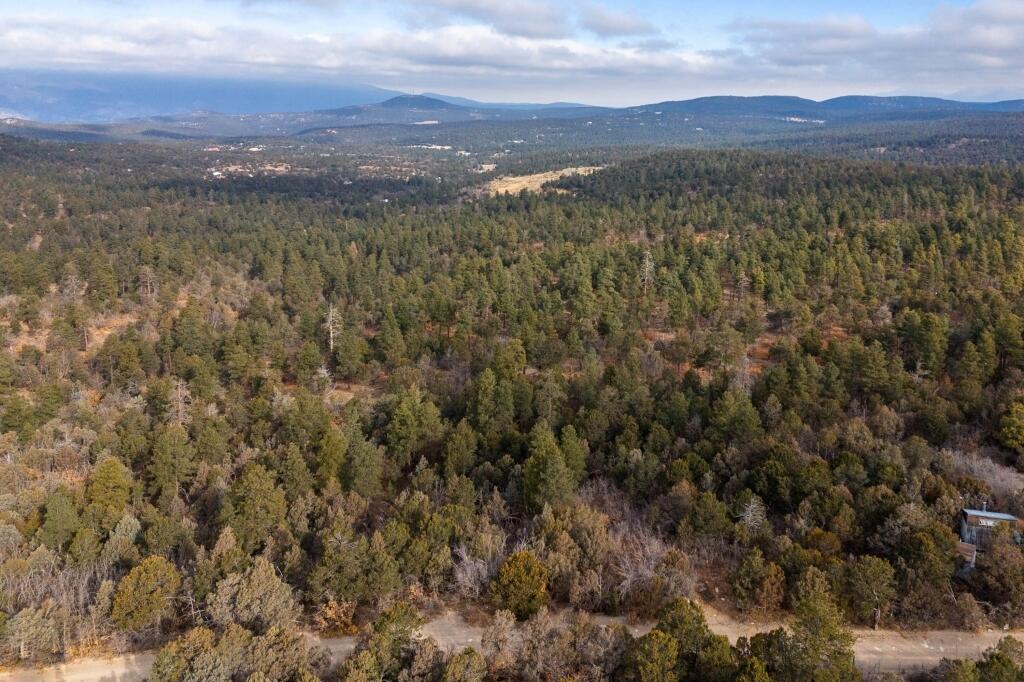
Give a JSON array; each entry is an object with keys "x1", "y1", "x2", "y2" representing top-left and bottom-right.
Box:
[
  {"x1": 324, "y1": 302, "x2": 339, "y2": 353},
  {"x1": 172, "y1": 380, "x2": 192, "y2": 425},
  {"x1": 137, "y1": 265, "x2": 157, "y2": 302},
  {"x1": 640, "y1": 250, "x2": 654, "y2": 297},
  {"x1": 451, "y1": 545, "x2": 492, "y2": 599}
]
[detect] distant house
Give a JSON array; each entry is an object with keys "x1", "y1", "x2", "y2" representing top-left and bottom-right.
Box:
[{"x1": 958, "y1": 507, "x2": 1024, "y2": 567}]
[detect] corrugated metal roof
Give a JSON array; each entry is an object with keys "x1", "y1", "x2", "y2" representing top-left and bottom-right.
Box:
[{"x1": 963, "y1": 508, "x2": 1020, "y2": 522}]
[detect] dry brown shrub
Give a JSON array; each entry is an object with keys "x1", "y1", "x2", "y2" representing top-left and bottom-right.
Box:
[{"x1": 311, "y1": 597, "x2": 358, "y2": 636}]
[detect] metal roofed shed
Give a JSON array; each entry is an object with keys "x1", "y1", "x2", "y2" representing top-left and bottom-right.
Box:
[
  {"x1": 962, "y1": 508, "x2": 1020, "y2": 523},
  {"x1": 958, "y1": 507, "x2": 1024, "y2": 567}
]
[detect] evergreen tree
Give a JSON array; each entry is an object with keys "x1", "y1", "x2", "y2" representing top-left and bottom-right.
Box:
[
  {"x1": 491, "y1": 550, "x2": 548, "y2": 620},
  {"x1": 111, "y1": 556, "x2": 182, "y2": 631},
  {"x1": 221, "y1": 464, "x2": 288, "y2": 553},
  {"x1": 521, "y1": 421, "x2": 575, "y2": 512},
  {"x1": 631, "y1": 630, "x2": 679, "y2": 682},
  {"x1": 208, "y1": 557, "x2": 297, "y2": 634}
]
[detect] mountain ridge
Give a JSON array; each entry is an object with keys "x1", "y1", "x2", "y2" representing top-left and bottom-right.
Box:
[{"x1": 3, "y1": 91, "x2": 1024, "y2": 144}]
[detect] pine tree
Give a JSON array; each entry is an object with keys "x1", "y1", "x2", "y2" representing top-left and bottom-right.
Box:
[
  {"x1": 147, "y1": 423, "x2": 196, "y2": 503},
  {"x1": 444, "y1": 419, "x2": 479, "y2": 478},
  {"x1": 86, "y1": 456, "x2": 133, "y2": 532},
  {"x1": 111, "y1": 556, "x2": 181, "y2": 631},
  {"x1": 315, "y1": 425, "x2": 349, "y2": 488},
  {"x1": 378, "y1": 308, "x2": 407, "y2": 367},
  {"x1": 632, "y1": 630, "x2": 679, "y2": 682},
  {"x1": 343, "y1": 434, "x2": 384, "y2": 498},
  {"x1": 729, "y1": 548, "x2": 784, "y2": 612},
  {"x1": 208, "y1": 557, "x2": 297, "y2": 634},
  {"x1": 491, "y1": 550, "x2": 548, "y2": 620},
  {"x1": 87, "y1": 255, "x2": 117, "y2": 309},
  {"x1": 783, "y1": 568, "x2": 857, "y2": 681},
  {"x1": 39, "y1": 489, "x2": 81, "y2": 550},
  {"x1": 559, "y1": 425, "x2": 589, "y2": 484},
  {"x1": 521, "y1": 421, "x2": 575, "y2": 512},
  {"x1": 999, "y1": 402, "x2": 1024, "y2": 459},
  {"x1": 221, "y1": 464, "x2": 288, "y2": 553}
]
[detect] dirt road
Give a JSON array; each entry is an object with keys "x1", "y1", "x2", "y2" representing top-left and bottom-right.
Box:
[
  {"x1": 700, "y1": 602, "x2": 1015, "y2": 676},
  {"x1": 0, "y1": 652, "x2": 156, "y2": 682},
  {"x1": 0, "y1": 613, "x2": 487, "y2": 682},
  {"x1": 1, "y1": 604, "x2": 1015, "y2": 680},
  {"x1": 854, "y1": 629, "x2": 1013, "y2": 676}
]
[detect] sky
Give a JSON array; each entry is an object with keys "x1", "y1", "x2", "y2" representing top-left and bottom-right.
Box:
[{"x1": 1, "y1": 0, "x2": 1022, "y2": 106}]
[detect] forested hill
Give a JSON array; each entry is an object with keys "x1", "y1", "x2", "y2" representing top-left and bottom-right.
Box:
[
  {"x1": 557, "y1": 148, "x2": 1024, "y2": 202},
  {"x1": 4, "y1": 95, "x2": 1024, "y2": 167},
  {"x1": 3, "y1": 142, "x2": 1024, "y2": 679}
]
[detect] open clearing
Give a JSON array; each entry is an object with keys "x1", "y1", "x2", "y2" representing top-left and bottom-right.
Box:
[{"x1": 485, "y1": 166, "x2": 603, "y2": 195}]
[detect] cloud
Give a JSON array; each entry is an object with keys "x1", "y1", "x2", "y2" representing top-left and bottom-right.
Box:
[
  {"x1": 0, "y1": 0, "x2": 1022, "y2": 105},
  {"x1": 411, "y1": 0, "x2": 571, "y2": 39},
  {"x1": 222, "y1": 0, "x2": 342, "y2": 6},
  {"x1": 731, "y1": 16, "x2": 876, "y2": 66},
  {"x1": 728, "y1": 0, "x2": 1024, "y2": 90},
  {"x1": 347, "y1": 24, "x2": 715, "y2": 85},
  {"x1": 579, "y1": 4, "x2": 655, "y2": 37},
  {"x1": 619, "y1": 37, "x2": 680, "y2": 52}
]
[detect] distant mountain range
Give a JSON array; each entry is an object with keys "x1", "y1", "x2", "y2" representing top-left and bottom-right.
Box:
[
  {"x1": 0, "y1": 69, "x2": 594, "y2": 124},
  {"x1": 421, "y1": 93, "x2": 588, "y2": 110},
  {"x1": 0, "y1": 93, "x2": 606, "y2": 140},
  {"x1": 633, "y1": 95, "x2": 1024, "y2": 120},
  {"x1": 2, "y1": 79, "x2": 1024, "y2": 148},
  {"x1": 4, "y1": 69, "x2": 1022, "y2": 128},
  {"x1": 0, "y1": 70, "x2": 405, "y2": 123}
]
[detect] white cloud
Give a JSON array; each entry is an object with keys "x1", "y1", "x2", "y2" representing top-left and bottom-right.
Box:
[
  {"x1": 730, "y1": 0, "x2": 1024, "y2": 91},
  {"x1": 0, "y1": 0, "x2": 1022, "y2": 105},
  {"x1": 205, "y1": 0, "x2": 342, "y2": 7},
  {"x1": 410, "y1": 0, "x2": 571, "y2": 39},
  {"x1": 579, "y1": 4, "x2": 655, "y2": 38}
]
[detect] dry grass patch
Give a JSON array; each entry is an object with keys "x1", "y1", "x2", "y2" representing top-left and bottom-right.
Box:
[
  {"x1": 643, "y1": 328, "x2": 676, "y2": 344},
  {"x1": 86, "y1": 313, "x2": 139, "y2": 351},
  {"x1": 747, "y1": 331, "x2": 786, "y2": 375},
  {"x1": 325, "y1": 382, "x2": 382, "y2": 408},
  {"x1": 693, "y1": 231, "x2": 728, "y2": 245},
  {"x1": 5, "y1": 311, "x2": 140, "y2": 355},
  {"x1": 485, "y1": 166, "x2": 603, "y2": 195}
]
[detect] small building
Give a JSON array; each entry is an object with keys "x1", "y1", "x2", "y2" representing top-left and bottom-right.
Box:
[
  {"x1": 960, "y1": 508, "x2": 1024, "y2": 545},
  {"x1": 957, "y1": 541, "x2": 977, "y2": 567},
  {"x1": 958, "y1": 508, "x2": 1024, "y2": 567}
]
